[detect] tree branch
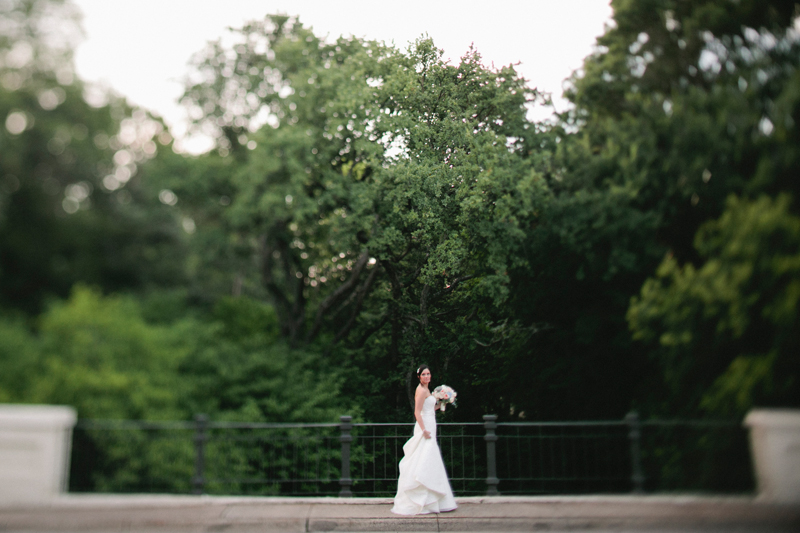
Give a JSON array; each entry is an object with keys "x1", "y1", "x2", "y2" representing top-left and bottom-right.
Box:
[
  {"x1": 305, "y1": 250, "x2": 370, "y2": 342},
  {"x1": 258, "y1": 234, "x2": 291, "y2": 322},
  {"x1": 274, "y1": 232, "x2": 306, "y2": 345},
  {"x1": 349, "y1": 313, "x2": 390, "y2": 350},
  {"x1": 419, "y1": 283, "x2": 431, "y2": 328},
  {"x1": 401, "y1": 260, "x2": 426, "y2": 288},
  {"x1": 402, "y1": 314, "x2": 424, "y2": 326},
  {"x1": 389, "y1": 239, "x2": 414, "y2": 264},
  {"x1": 332, "y1": 265, "x2": 380, "y2": 345},
  {"x1": 381, "y1": 259, "x2": 402, "y2": 290},
  {"x1": 431, "y1": 274, "x2": 477, "y2": 303},
  {"x1": 381, "y1": 259, "x2": 403, "y2": 364}
]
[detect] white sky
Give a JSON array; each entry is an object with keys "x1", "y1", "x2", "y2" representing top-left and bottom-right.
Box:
[{"x1": 71, "y1": 0, "x2": 613, "y2": 153}]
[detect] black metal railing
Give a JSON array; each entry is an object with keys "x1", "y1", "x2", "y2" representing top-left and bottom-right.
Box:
[{"x1": 69, "y1": 412, "x2": 754, "y2": 496}]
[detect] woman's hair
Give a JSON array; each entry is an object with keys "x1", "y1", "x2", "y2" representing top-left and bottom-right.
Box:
[{"x1": 406, "y1": 364, "x2": 431, "y2": 411}]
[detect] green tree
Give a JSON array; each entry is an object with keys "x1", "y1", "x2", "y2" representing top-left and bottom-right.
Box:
[
  {"x1": 173, "y1": 17, "x2": 547, "y2": 420},
  {"x1": 563, "y1": 0, "x2": 800, "y2": 249},
  {"x1": 0, "y1": 316, "x2": 42, "y2": 402},
  {"x1": 177, "y1": 295, "x2": 352, "y2": 423},
  {"x1": 28, "y1": 285, "x2": 187, "y2": 419},
  {"x1": 629, "y1": 194, "x2": 800, "y2": 416},
  {"x1": 0, "y1": 0, "x2": 186, "y2": 315},
  {"x1": 504, "y1": 0, "x2": 800, "y2": 419},
  {"x1": 0, "y1": 284, "x2": 351, "y2": 492}
]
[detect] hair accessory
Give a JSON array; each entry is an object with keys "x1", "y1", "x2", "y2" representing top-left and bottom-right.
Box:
[{"x1": 416, "y1": 367, "x2": 421, "y2": 374}]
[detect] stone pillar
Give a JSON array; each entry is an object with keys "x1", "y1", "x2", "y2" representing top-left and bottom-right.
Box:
[
  {"x1": 0, "y1": 404, "x2": 77, "y2": 503},
  {"x1": 744, "y1": 409, "x2": 800, "y2": 503}
]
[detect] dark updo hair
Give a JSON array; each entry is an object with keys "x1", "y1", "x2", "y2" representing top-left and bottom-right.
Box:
[{"x1": 406, "y1": 364, "x2": 431, "y2": 412}]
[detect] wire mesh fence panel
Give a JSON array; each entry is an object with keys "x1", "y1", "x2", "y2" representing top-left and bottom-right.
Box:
[
  {"x1": 494, "y1": 423, "x2": 630, "y2": 495},
  {"x1": 639, "y1": 421, "x2": 754, "y2": 494},
  {"x1": 349, "y1": 423, "x2": 408, "y2": 496},
  {"x1": 348, "y1": 422, "x2": 486, "y2": 496},
  {"x1": 70, "y1": 424, "x2": 195, "y2": 494},
  {"x1": 438, "y1": 423, "x2": 486, "y2": 495},
  {"x1": 203, "y1": 425, "x2": 341, "y2": 495},
  {"x1": 70, "y1": 422, "x2": 341, "y2": 496},
  {"x1": 69, "y1": 416, "x2": 753, "y2": 497}
]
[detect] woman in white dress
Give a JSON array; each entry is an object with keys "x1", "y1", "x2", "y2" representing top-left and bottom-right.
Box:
[{"x1": 391, "y1": 365, "x2": 458, "y2": 515}]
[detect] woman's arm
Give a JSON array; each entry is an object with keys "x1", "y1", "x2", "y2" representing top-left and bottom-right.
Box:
[{"x1": 414, "y1": 388, "x2": 431, "y2": 439}]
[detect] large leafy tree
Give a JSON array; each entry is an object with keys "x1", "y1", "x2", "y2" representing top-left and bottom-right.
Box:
[
  {"x1": 515, "y1": 0, "x2": 800, "y2": 418},
  {"x1": 171, "y1": 17, "x2": 547, "y2": 419},
  {"x1": 0, "y1": 284, "x2": 351, "y2": 493},
  {"x1": 629, "y1": 195, "x2": 800, "y2": 416},
  {"x1": 0, "y1": 0, "x2": 185, "y2": 315}
]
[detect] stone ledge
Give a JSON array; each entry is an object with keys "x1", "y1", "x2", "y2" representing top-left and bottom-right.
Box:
[{"x1": 0, "y1": 495, "x2": 798, "y2": 532}]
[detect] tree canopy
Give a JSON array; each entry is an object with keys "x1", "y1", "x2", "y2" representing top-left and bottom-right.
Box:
[
  {"x1": 0, "y1": 0, "x2": 186, "y2": 315},
  {"x1": 2, "y1": 0, "x2": 799, "y2": 432},
  {"x1": 163, "y1": 18, "x2": 551, "y2": 419}
]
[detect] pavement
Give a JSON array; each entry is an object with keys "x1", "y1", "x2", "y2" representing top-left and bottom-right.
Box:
[{"x1": 1, "y1": 494, "x2": 799, "y2": 533}]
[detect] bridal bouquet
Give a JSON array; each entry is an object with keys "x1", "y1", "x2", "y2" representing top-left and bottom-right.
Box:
[{"x1": 433, "y1": 385, "x2": 457, "y2": 411}]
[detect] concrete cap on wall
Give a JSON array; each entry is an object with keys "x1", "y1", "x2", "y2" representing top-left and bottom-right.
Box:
[
  {"x1": 744, "y1": 409, "x2": 800, "y2": 428},
  {"x1": 0, "y1": 404, "x2": 77, "y2": 430}
]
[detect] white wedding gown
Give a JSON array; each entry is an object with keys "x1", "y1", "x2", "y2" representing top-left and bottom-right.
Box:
[{"x1": 391, "y1": 395, "x2": 458, "y2": 515}]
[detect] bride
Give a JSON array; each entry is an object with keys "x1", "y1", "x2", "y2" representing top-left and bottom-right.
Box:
[{"x1": 391, "y1": 365, "x2": 458, "y2": 515}]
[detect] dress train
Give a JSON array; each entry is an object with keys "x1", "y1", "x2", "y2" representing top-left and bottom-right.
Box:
[{"x1": 391, "y1": 395, "x2": 457, "y2": 515}]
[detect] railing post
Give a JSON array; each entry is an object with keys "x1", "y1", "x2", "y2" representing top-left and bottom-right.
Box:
[
  {"x1": 483, "y1": 414, "x2": 500, "y2": 496},
  {"x1": 625, "y1": 411, "x2": 644, "y2": 494},
  {"x1": 338, "y1": 415, "x2": 353, "y2": 497},
  {"x1": 192, "y1": 413, "x2": 208, "y2": 495}
]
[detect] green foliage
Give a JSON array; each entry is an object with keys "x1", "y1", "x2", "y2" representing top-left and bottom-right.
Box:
[
  {"x1": 0, "y1": 316, "x2": 41, "y2": 402},
  {"x1": 0, "y1": 282, "x2": 351, "y2": 422},
  {"x1": 178, "y1": 321, "x2": 351, "y2": 423},
  {"x1": 628, "y1": 195, "x2": 800, "y2": 416},
  {"x1": 172, "y1": 17, "x2": 549, "y2": 420},
  {"x1": 502, "y1": 0, "x2": 800, "y2": 420},
  {"x1": 26, "y1": 285, "x2": 188, "y2": 419},
  {"x1": 3, "y1": 0, "x2": 800, "y2": 497},
  {"x1": 0, "y1": 283, "x2": 349, "y2": 492},
  {"x1": 0, "y1": 0, "x2": 186, "y2": 315}
]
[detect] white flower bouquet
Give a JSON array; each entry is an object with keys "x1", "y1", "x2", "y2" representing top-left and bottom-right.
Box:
[{"x1": 432, "y1": 385, "x2": 457, "y2": 411}]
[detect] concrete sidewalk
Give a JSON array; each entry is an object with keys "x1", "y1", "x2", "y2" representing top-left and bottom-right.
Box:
[{"x1": 1, "y1": 494, "x2": 799, "y2": 532}]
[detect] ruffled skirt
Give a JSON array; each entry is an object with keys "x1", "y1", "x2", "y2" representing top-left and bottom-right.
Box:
[{"x1": 391, "y1": 423, "x2": 457, "y2": 515}]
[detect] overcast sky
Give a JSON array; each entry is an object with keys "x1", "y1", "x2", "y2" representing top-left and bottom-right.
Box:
[{"x1": 71, "y1": 0, "x2": 613, "y2": 152}]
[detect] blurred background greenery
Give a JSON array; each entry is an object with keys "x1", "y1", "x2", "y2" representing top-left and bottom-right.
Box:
[{"x1": 1, "y1": 0, "x2": 799, "y2": 491}]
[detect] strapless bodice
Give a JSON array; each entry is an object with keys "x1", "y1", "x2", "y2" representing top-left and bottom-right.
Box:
[
  {"x1": 421, "y1": 395, "x2": 436, "y2": 414},
  {"x1": 416, "y1": 395, "x2": 437, "y2": 438}
]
